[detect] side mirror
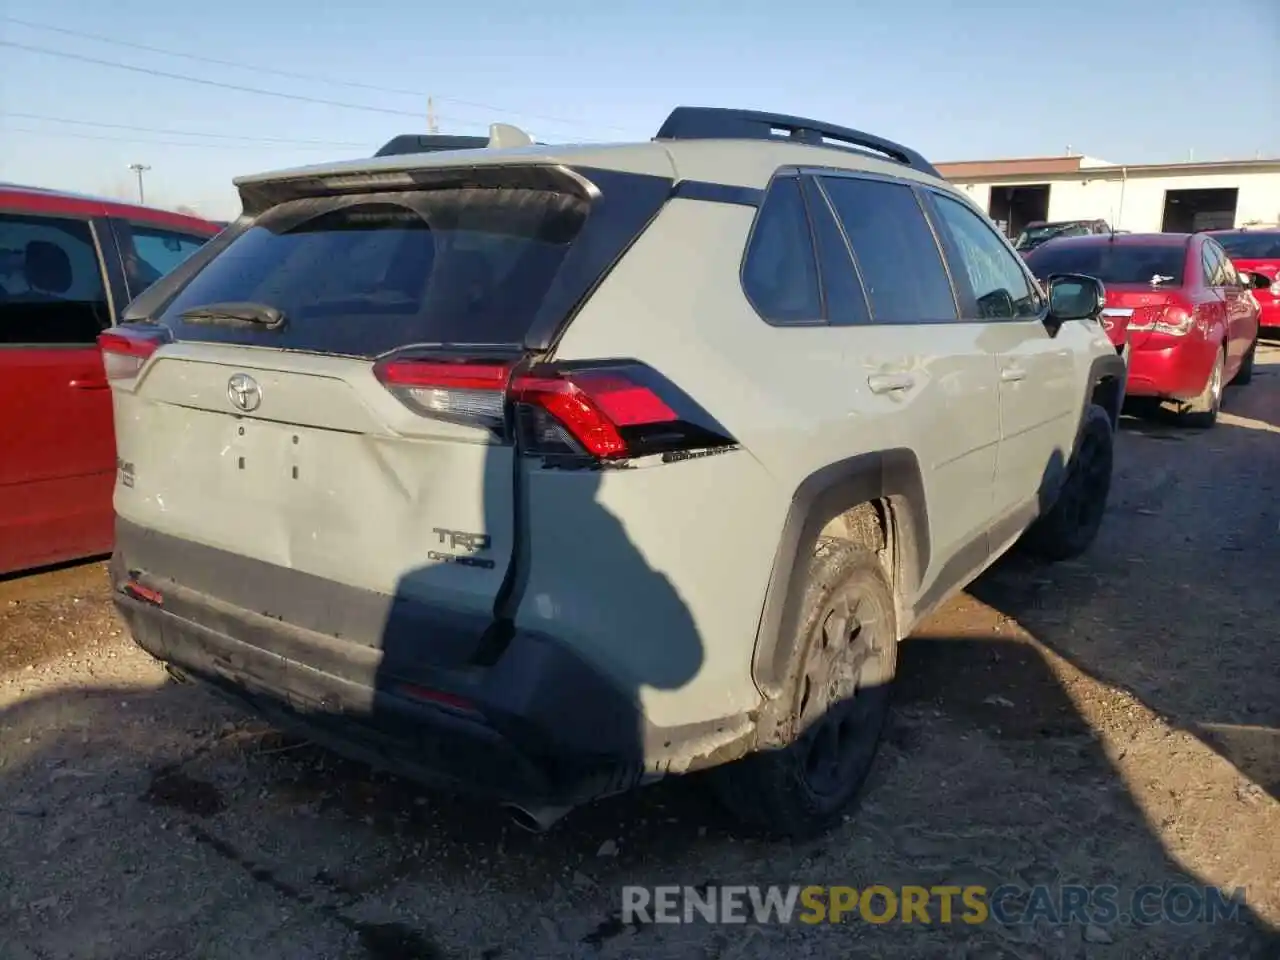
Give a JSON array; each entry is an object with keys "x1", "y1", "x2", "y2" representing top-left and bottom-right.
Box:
[
  {"x1": 1244, "y1": 270, "x2": 1272, "y2": 290},
  {"x1": 1046, "y1": 273, "x2": 1106, "y2": 324}
]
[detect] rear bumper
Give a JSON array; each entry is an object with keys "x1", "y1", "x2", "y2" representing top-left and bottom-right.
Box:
[
  {"x1": 1124, "y1": 337, "x2": 1216, "y2": 401},
  {"x1": 111, "y1": 522, "x2": 748, "y2": 807}
]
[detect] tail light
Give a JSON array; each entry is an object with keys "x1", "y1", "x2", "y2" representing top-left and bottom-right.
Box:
[
  {"x1": 98, "y1": 326, "x2": 171, "y2": 380},
  {"x1": 374, "y1": 359, "x2": 511, "y2": 430},
  {"x1": 1126, "y1": 304, "x2": 1195, "y2": 336},
  {"x1": 373, "y1": 355, "x2": 735, "y2": 461}
]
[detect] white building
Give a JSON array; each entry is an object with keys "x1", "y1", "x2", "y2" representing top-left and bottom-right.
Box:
[{"x1": 935, "y1": 155, "x2": 1280, "y2": 239}]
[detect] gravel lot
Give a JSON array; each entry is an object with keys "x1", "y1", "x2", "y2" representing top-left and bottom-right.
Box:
[{"x1": 3, "y1": 346, "x2": 1279, "y2": 960}]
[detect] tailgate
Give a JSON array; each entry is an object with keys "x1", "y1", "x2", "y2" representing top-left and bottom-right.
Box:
[{"x1": 113, "y1": 344, "x2": 516, "y2": 635}]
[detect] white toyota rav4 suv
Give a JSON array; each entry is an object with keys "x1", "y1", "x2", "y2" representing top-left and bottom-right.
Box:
[{"x1": 104, "y1": 107, "x2": 1125, "y2": 838}]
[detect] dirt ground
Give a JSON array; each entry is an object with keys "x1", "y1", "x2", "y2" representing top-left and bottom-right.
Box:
[{"x1": 2, "y1": 347, "x2": 1279, "y2": 960}]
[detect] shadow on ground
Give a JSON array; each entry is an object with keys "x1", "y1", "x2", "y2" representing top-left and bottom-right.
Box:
[
  {"x1": 972, "y1": 379, "x2": 1280, "y2": 804},
  {"x1": 3, "y1": 621, "x2": 1276, "y2": 957}
]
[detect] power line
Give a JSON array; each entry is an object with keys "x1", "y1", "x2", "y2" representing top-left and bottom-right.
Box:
[
  {"x1": 0, "y1": 40, "x2": 462, "y2": 122},
  {"x1": 3, "y1": 125, "x2": 362, "y2": 151},
  {"x1": 1, "y1": 111, "x2": 368, "y2": 148},
  {"x1": 2, "y1": 16, "x2": 625, "y2": 133}
]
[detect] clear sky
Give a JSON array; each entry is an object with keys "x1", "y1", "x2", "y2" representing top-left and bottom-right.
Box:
[{"x1": 2, "y1": 0, "x2": 1277, "y2": 219}]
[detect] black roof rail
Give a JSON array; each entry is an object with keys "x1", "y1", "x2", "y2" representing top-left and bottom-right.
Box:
[
  {"x1": 654, "y1": 106, "x2": 940, "y2": 179},
  {"x1": 373, "y1": 134, "x2": 491, "y2": 158}
]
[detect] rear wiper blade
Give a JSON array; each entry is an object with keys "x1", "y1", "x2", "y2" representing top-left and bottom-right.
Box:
[{"x1": 179, "y1": 301, "x2": 287, "y2": 329}]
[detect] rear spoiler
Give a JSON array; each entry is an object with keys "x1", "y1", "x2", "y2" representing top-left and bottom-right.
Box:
[{"x1": 373, "y1": 123, "x2": 536, "y2": 157}]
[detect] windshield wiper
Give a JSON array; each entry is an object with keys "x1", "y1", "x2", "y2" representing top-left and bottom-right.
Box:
[{"x1": 179, "y1": 301, "x2": 287, "y2": 330}]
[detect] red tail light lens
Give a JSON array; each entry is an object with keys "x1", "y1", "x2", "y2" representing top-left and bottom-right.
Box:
[
  {"x1": 123, "y1": 580, "x2": 164, "y2": 606},
  {"x1": 512, "y1": 371, "x2": 678, "y2": 459},
  {"x1": 98, "y1": 327, "x2": 170, "y2": 380},
  {"x1": 373, "y1": 354, "x2": 734, "y2": 461}
]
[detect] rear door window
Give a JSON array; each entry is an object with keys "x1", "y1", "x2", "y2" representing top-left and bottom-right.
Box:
[
  {"x1": 0, "y1": 213, "x2": 111, "y2": 345},
  {"x1": 819, "y1": 176, "x2": 957, "y2": 323},
  {"x1": 116, "y1": 222, "x2": 209, "y2": 299},
  {"x1": 158, "y1": 187, "x2": 591, "y2": 357}
]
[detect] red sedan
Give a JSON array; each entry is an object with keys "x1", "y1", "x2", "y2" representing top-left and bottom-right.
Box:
[
  {"x1": 0, "y1": 184, "x2": 220, "y2": 575},
  {"x1": 1024, "y1": 232, "x2": 1263, "y2": 427},
  {"x1": 1207, "y1": 228, "x2": 1280, "y2": 330}
]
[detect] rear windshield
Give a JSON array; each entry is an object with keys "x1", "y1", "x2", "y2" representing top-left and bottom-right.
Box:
[
  {"x1": 1024, "y1": 242, "x2": 1186, "y2": 286},
  {"x1": 158, "y1": 188, "x2": 589, "y2": 357},
  {"x1": 1213, "y1": 232, "x2": 1280, "y2": 260},
  {"x1": 1014, "y1": 223, "x2": 1092, "y2": 250}
]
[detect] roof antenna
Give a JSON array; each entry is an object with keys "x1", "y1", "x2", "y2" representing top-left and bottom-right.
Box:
[{"x1": 488, "y1": 123, "x2": 533, "y2": 149}]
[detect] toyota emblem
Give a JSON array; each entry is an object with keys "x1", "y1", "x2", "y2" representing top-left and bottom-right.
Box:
[{"x1": 227, "y1": 373, "x2": 262, "y2": 413}]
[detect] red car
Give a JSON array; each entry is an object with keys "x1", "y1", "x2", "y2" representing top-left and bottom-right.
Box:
[
  {"x1": 0, "y1": 184, "x2": 220, "y2": 575},
  {"x1": 1024, "y1": 232, "x2": 1264, "y2": 427},
  {"x1": 1207, "y1": 228, "x2": 1280, "y2": 330}
]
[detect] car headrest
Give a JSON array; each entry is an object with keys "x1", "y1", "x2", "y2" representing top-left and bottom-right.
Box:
[{"x1": 24, "y1": 240, "x2": 73, "y2": 294}]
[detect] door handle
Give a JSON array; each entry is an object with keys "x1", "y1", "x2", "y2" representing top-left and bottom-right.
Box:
[
  {"x1": 1000, "y1": 365, "x2": 1027, "y2": 383},
  {"x1": 867, "y1": 372, "x2": 916, "y2": 394},
  {"x1": 69, "y1": 377, "x2": 110, "y2": 390}
]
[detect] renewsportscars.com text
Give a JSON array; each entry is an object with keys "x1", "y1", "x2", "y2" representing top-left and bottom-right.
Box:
[{"x1": 622, "y1": 883, "x2": 1246, "y2": 927}]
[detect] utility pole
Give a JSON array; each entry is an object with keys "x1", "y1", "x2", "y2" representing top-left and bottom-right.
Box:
[
  {"x1": 128, "y1": 163, "x2": 151, "y2": 204},
  {"x1": 426, "y1": 97, "x2": 439, "y2": 134}
]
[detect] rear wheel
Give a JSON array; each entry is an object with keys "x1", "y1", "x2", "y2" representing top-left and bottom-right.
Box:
[
  {"x1": 1182, "y1": 347, "x2": 1225, "y2": 428},
  {"x1": 711, "y1": 540, "x2": 896, "y2": 839},
  {"x1": 1023, "y1": 404, "x2": 1114, "y2": 562}
]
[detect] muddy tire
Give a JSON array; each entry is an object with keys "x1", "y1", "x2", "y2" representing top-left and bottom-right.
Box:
[
  {"x1": 710, "y1": 539, "x2": 897, "y2": 839},
  {"x1": 1023, "y1": 404, "x2": 1114, "y2": 562},
  {"x1": 1182, "y1": 347, "x2": 1225, "y2": 428},
  {"x1": 1232, "y1": 337, "x2": 1256, "y2": 386}
]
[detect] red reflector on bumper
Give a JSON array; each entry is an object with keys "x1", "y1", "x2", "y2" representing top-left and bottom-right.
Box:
[
  {"x1": 396, "y1": 683, "x2": 477, "y2": 713},
  {"x1": 124, "y1": 581, "x2": 164, "y2": 606}
]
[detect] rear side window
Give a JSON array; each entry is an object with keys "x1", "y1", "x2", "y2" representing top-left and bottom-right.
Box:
[
  {"x1": 820, "y1": 177, "x2": 957, "y2": 323},
  {"x1": 741, "y1": 177, "x2": 822, "y2": 324},
  {"x1": 116, "y1": 222, "x2": 209, "y2": 299},
  {"x1": 159, "y1": 187, "x2": 590, "y2": 357},
  {"x1": 1026, "y1": 242, "x2": 1186, "y2": 287},
  {"x1": 0, "y1": 213, "x2": 110, "y2": 345},
  {"x1": 1213, "y1": 242, "x2": 1241, "y2": 285},
  {"x1": 1201, "y1": 242, "x2": 1231, "y2": 287},
  {"x1": 803, "y1": 180, "x2": 872, "y2": 326}
]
